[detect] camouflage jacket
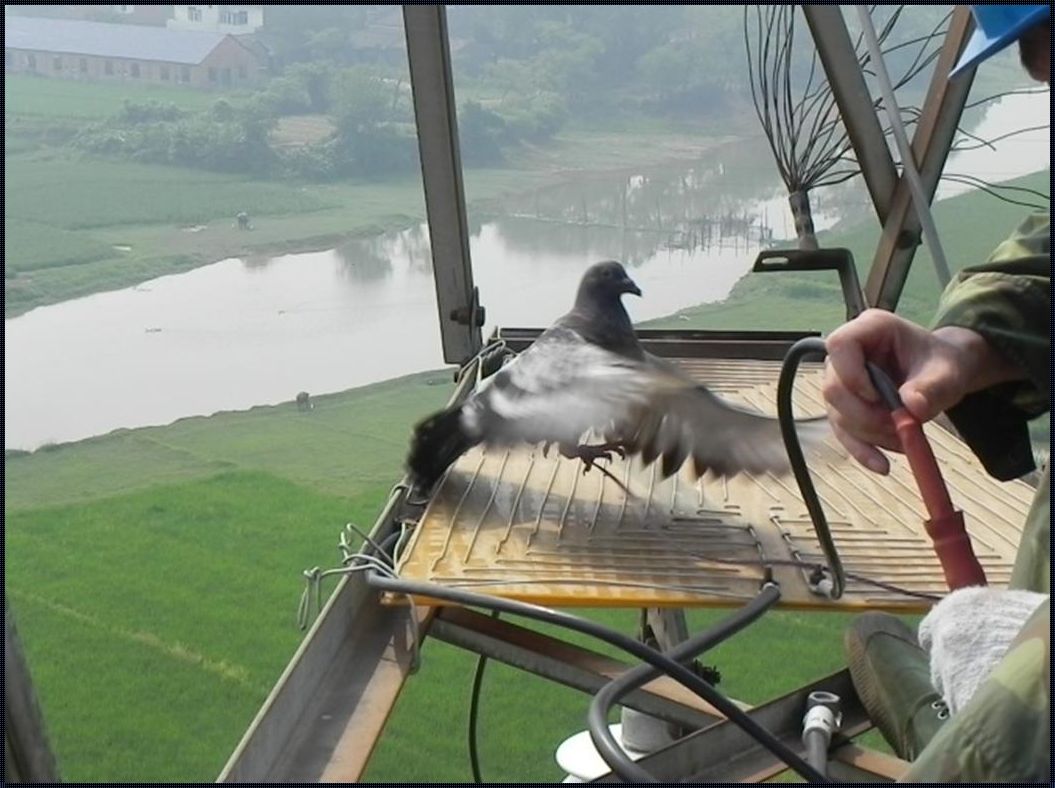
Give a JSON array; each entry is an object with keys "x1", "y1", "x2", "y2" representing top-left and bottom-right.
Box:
[
  {"x1": 930, "y1": 211, "x2": 1050, "y2": 592},
  {"x1": 903, "y1": 212, "x2": 1050, "y2": 782}
]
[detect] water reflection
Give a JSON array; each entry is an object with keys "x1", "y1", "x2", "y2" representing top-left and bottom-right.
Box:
[
  {"x1": 334, "y1": 238, "x2": 392, "y2": 283},
  {"x1": 6, "y1": 160, "x2": 809, "y2": 450}
]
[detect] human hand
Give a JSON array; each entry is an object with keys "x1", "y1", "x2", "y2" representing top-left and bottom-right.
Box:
[{"x1": 822, "y1": 309, "x2": 1021, "y2": 474}]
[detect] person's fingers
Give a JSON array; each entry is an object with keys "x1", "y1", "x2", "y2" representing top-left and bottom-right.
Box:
[
  {"x1": 823, "y1": 358, "x2": 901, "y2": 450},
  {"x1": 822, "y1": 379, "x2": 898, "y2": 445},
  {"x1": 826, "y1": 407, "x2": 901, "y2": 454},
  {"x1": 831, "y1": 422, "x2": 891, "y2": 475},
  {"x1": 825, "y1": 325, "x2": 880, "y2": 404}
]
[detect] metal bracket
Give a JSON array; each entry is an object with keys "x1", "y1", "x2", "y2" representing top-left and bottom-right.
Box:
[{"x1": 753, "y1": 248, "x2": 866, "y2": 320}]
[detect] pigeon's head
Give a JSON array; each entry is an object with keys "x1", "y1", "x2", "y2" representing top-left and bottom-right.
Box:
[{"x1": 577, "y1": 261, "x2": 642, "y2": 306}]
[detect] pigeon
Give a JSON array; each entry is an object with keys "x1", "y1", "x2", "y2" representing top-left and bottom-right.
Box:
[{"x1": 406, "y1": 260, "x2": 827, "y2": 491}]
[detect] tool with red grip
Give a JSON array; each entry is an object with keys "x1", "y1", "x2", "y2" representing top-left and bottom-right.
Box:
[{"x1": 865, "y1": 362, "x2": 988, "y2": 590}]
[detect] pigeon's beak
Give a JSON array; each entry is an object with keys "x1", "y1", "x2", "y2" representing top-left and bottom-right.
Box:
[{"x1": 622, "y1": 277, "x2": 642, "y2": 297}]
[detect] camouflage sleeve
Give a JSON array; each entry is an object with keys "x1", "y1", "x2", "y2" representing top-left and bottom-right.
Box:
[
  {"x1": 901, "y1": 598, "x2": 1050, "y2": 783},
  {"x1": 930, "y1": 212, "x2": 1050, "y2": 481}
]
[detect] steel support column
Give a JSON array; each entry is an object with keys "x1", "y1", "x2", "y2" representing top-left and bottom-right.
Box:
[
  {"x1": 803, "y1": 5, "x2": 899, "y2": 226},
  {"x1": 403, "y1": 5, "x2": 482, "y2": 363},
  {"x1": 5, "y1": 604, "x2": 61, "y2": 783},
  {"x1": 864, "y1": 6, "x2": 975, "y2": 309}
]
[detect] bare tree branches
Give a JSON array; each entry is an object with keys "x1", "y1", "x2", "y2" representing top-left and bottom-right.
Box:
[{"x1": 743, "y1": 6, "x2": 1048, "y2": 242}]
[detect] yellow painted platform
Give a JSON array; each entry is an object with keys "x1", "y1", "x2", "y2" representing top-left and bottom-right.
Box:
[{"x1": 394, "y1": 359, "x2": 1033, "y2": 612}]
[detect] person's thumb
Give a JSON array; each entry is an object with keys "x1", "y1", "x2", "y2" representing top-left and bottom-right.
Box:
[{"x1": 899, "y1": 361, "x2": 961, "y2": 423}]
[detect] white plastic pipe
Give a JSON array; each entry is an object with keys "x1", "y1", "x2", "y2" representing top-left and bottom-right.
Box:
[{"x1": 855, "y1": 6, "x2": 952, "y2": 288}]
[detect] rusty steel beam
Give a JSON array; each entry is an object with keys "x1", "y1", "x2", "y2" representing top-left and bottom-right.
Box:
[
  {"x1": 864, "y1": 6, "x2": 976, "y2": 310},
  {"x1": 218, "y1": 363, "x2": 484, "y2": 783},
  {"x1": 802, "y1": 5, "x2": 899, "y2": 225},
  {"x1": 592, "y1": 669, "x2": 871, "y2": 782},
  {"x1": 217, "y1": 486, "x2": 427, "y2": 783},
  {"x1": 5, "y1": 604, "x2": 61, "y2": 783},
  {"x1": 827, "y1": 742, "x2": 910, "y2": 782},
  {"x1": 430, "y1": 606, "x2": 728, "y2": 731},
  {"x1": 217, "y1": 582, "x2": 425, "y2": 783}
]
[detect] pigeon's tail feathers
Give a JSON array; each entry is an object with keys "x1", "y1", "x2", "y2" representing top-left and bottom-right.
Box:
[{"x1": 406, "y1": 405, "x2": 478, "y2": 491}]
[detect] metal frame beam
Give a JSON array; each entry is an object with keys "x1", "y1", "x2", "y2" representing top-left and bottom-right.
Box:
[
  {"x1": 430, "y1": 607, "x2": 728, "y2": 731},
  {"x1": 403, "y1": 5, "x2": 482, "y2": 364},
  {"x1": 218, "y1": 364, "x2": 484, "y2": 783},
  {"x1": 802, "y1": 5, "x2": 899, "y2": 226},
  {"x1": 217, "y1": 485, "x2": 427, "y2": 783},
  {"x1": 5, "y1": 603, "x2": 61, "y2": 783},
  {"x1": 864, "y1": 6, "x2": 975, "y2": 309},
  {"x1": 593, "y1": 669, "x2": 873, "y2": 782}
]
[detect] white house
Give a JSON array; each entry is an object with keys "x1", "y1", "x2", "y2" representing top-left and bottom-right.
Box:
[{"x1": 167, "y1": 5, "x2": 263, "y2": 34}]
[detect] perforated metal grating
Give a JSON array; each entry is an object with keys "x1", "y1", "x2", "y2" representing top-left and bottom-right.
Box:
[{"x1": 394, "y1": 357, "x2": 1032, "y2": 612}]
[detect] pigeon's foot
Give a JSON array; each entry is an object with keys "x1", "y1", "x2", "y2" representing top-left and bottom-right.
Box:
[
  {"x1": 549, "y1": 441, "x2": 637, "y2": 499},
  {"x1": 558, "y1": 441, "x2": 626, "y2": 472}
]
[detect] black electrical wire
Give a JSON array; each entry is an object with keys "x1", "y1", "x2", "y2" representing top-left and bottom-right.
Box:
[
  {"x1": 467, "y1": 611, "x2": 499, "y2": 783},
  {"x1": 366, "y1": 571, "x2": 830, "y2": 784},
  {"x1": 776, "y1": 337, "x2": 847, "y2": 600},
  {"x1": 586, "y1": 584, "x2": 784, "y2": 783}
]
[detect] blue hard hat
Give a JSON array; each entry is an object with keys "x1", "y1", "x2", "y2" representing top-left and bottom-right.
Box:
[{"x1": 951, "y1": 4, "x2": 1050, "y2": 77}]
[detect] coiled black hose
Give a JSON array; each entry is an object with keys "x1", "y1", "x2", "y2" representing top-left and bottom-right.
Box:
[
  {"x1": 586, "y1": 584, "x2": 788, "y2": 782},
  {"x1": 776, "y1": 337, "x2": 846, "y2": 599},
  {"x1": 366, "y1": 572, "x2": 829, "y2": 783}
]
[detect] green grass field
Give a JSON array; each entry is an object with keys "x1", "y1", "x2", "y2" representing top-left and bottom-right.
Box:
[
  {"x1": 3, "y1": 218, "x2": 114, "y2": 272},
  {"x1": 5, "y1": 158, "x2": 336, "y2": 231},
  {"x1": 4, "y1": 72, "x2": 242, "y2": 120}
]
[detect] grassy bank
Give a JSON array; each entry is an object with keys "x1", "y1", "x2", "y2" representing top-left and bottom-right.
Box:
[
  {"x1": 4, "y1": 74, "x2": 737, "y2": 318},
  {"x1": 645, "y1": 169, "x2": 1051, "y2": 333}
]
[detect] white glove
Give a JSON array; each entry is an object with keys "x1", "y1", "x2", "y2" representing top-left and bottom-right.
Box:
[{"x1": 918, "y1": 586, "x2": 1047, "y2": 714}]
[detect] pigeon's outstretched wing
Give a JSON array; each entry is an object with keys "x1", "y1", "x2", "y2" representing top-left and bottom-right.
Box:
[
  {"x1": 465, "y1": 327, "x2": 826, "y2": 479},
  {"x1": 611, "y1": 353, "x2": 828, "y2": 478}
]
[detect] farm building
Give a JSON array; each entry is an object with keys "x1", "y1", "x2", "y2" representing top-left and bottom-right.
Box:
[
  {"x1": 3, "y1": 15, "x2": 263, "y2": 88},
  {"x1": 168, "y1": 5, "x2": 264, "y2": 34}
]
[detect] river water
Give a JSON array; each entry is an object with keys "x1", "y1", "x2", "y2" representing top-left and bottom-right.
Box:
[{"x1": 4, "y1": 92, "x2": 1048, "y2": 450}]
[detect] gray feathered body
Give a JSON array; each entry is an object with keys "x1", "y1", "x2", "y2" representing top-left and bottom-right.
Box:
[{"x1": 406, "y1": 261, "x2": 826, "y2": 490}]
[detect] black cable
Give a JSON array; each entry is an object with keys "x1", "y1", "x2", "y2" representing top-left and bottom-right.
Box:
[
  {"x1": 467, "y1": 611, "x2": 499, "y2": 783},
  {"x1": 776, "y1": 337, "x2": 846, "y2": 600},
  {"x1": 366, "y1": 572, "x2": 829, "y2": 784},
  {"x1": 684, "y1": 553, "x2": 942, "y2": 601},
  {"x1": 586, "y1": 584, "x2": 784, "y2": 782}
]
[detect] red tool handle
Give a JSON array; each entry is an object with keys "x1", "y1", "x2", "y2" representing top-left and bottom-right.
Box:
[
  {"x1": 867, "y1": 363, "x2": 988, "y2": 590},
  {"x1": 890, "y1": 408, "x2": 988, "y2": 590}
]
